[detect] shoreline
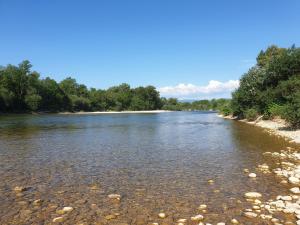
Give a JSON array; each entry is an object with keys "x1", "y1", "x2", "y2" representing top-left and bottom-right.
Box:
[
  {"x1": 218, "y1": 114, "x2": 300, "y2": 144},
  {"x1": 58, "y1": 110, "x2": 171, "y2": 115}
]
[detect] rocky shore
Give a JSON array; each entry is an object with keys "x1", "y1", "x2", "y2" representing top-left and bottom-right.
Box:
[{"x1": 218, "y1": 114, "x2": 300, "y2": 144}]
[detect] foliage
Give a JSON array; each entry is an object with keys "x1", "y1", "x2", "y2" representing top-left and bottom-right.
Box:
[
  {"x1": 267, "y1": 103, "x2": 287, "y2": 119},
  {"x1": 232, "y1": 45, "x2": 300, "y2": 127},
  {"x1": 161, "y1": 98, "x2": 231, "y2": 112},
  {"x1": 0, "y1": 61, "x2": 163, "y2": 113},
  {"x1": 245, "y1": 108, "x2": 258, "y2": 121}
]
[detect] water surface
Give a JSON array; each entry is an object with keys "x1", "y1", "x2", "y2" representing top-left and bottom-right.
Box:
[{"x1": 0, "y1": 112, "x2": 297, "y2": 224}]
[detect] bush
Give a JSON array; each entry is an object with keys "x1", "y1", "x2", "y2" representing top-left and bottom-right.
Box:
[
  {"x1": 267, "y1": 103, "x2": 287, "y2": 119},
  {"x1": 245, "y1": 108, "x2": 258, "y2": 121},
  {"x1": 220, "y1": 105, "x2": 232, "y2": 116},
  {"x1": 284, "y1": 92, "x2": 300, "y2": 128}
]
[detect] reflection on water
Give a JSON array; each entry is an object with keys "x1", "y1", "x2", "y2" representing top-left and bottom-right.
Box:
[{"x1": 0, "y1": 112, "x2": 298, "y2": 224}]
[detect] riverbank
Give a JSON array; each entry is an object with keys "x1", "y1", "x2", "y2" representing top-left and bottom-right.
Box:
[
  {"x1": 58, "y1": 110, "x2": 170, "y2": 115},
  {"x1": 218, "y1": 114, "x2": 300, "y2": 144}
]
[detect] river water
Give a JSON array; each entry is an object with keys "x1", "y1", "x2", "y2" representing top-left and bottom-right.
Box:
[{"x1": 0, "y1": 112, "x2": 298, "y2": 224}]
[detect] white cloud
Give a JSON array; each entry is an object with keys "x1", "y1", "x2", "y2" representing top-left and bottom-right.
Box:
[{"x1": 158, "y1": 80, "x2": 239, "y2": 99}]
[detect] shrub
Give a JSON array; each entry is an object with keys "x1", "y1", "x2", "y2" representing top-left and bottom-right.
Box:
[
  {"x1": 245, "y1": 108, "x2": 258, "y2": 121},
  {"x1": 283, "y1": 92, "x2": 300, "y2": 128},
  {"x1": 220, "y1": 105, "x2": 232, "y2": 116},
  {"x1": 267, "y1": 103, "x2": 287, "y2": 119}
]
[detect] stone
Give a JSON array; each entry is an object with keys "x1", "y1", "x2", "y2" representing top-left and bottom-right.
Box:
[
  {"x1": 244, "y1": 192, "x2": 262, "y2": 199},
  {"x1": 177, "y1": 219, "x2": 187, "y2": 223},
  {"x1": 158, "y1": 212, "x2": 166, "y2": 218},
  {"x1": 198, "y1": 204, "x2": 207, "y2": 210},
  {"x1": 208, "y1": 179, "x2": 214, "y2": 184},
  {"x1": 33, "y1": 199, "x2": 42, "y2": 205},
  {"x1": 243, "y1": 212, "x2": 257, "y2": 218},
  {"x1": 108, "y1": 194, "x2": 121, "y2": 200},
  {"x1": 231, "y1": 218, "x2": 239, "y2": 224},
  {"x1": 190, "y1": 214, "x2": 204, "y2": 221},
  {"x1": 105, "y1": 214, "x2": 117, "y2": 220},
  {"x1": 290, "y1": 187, "x2": 300, "y2": 194},
  {"x1": 281, "y1": 196, "x2": 293, "y2": 201},
  {"x1": 62, "y1": 206, "x2": 73, "y2": 212},
  {"x1": 14, "y1": 186, "x2": 26, "y2": 192},
  {"x1": 53, "y1": 217, "x2": 64, "y2": 223},
  {"x1": 289, "y1": 176, "x2": 300, "y2": 184},
  {"x1": 252, "y1": 205, "x2": 260, "y2": 210},
  {"x1": 248, "y1": 173, "x2": 257, "y2": 178},
  {"x1": 216, "y1": 223, "x2": 226, "y2": 225}
]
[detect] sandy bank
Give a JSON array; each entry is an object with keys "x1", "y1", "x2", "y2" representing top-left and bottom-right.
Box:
[
  {"x1": 218, "y1": 114, "x2": 300, "y2": 144},
  {"x1": 59, "y1": 110, "x2": 171, "y2": 115}
]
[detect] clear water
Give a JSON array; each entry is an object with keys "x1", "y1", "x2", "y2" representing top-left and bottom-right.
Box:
[{"x1": 0, "y1": 112, "x2": 298, "y2": 224}]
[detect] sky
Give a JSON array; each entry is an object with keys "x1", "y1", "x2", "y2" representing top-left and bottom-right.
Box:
[{"x1": 1, "y1": 0, "x2": 300, "y2": 99}]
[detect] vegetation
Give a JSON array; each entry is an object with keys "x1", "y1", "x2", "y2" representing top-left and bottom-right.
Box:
[
  {"x1": 231, "y1": 45, "x2": 300, "y2": 128},
  {"x1": 161, "y1": 98, "x2": 231, "y2": 112},
  {"x1": 0, "y1": 61, "x2": 231, "y2": 113},
  {"x1": 0, "y1": 61, "x2": 162, "y2": 112}
]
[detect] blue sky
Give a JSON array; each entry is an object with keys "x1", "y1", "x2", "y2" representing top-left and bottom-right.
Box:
[{"x1": 1, "y1": 0, "x2": 299, "y2": 99}]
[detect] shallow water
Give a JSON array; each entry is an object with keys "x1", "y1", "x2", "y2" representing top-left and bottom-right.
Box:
[{"x1": 0, "y1": 112, "x2": 298, "y2": 224}]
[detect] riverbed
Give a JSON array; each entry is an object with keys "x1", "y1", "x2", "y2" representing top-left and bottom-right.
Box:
[{"x1": 0, "y1": 112, "x2": 299, "y2": 224}]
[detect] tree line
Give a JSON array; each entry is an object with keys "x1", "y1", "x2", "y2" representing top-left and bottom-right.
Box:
[
  {"x1": 227, "y1": 45, "x2": 300, "y2": 128},
  {"x1": 0, "y1": 61, "x2": 230, "y2": 113}
]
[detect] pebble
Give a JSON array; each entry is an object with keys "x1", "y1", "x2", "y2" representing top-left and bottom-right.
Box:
[
  {"x1": 62, "y1": 206, "x2": 73, "y2": 212},
  {"x1": 53, "y1": 217, "x2": 64, "y2": 223},
  {"x1": 190, "y1": 214, "x2": 204, "y2": 221},
  {"x1": 248, "y1": 173, "x2": 257, "y2": 178},
  {"x1": 158, "y1": 212, "x2": 166, "y2": 218},
  {"x1": 108, "y1": 194, "x2": 121, "y2": 200},
  {"x1": 290, "y1": 187, "x2": 300, "y2": 194},
  {"x1": 244, "y1": 192, "x2": 262, "y2": 199},
  {"x1": 198, "y1": 204, "x2": 207, "y2": 210},
  {"x1": 243, "y1": 212, "x2": 257, "y2": 218},
  {"x1": 289, "y1": 176, "x2": 300, "y2": 184},
  {"x1": 13, "y1": 186, "x2": 26, "y2": 192},
  {"x1": 231, "y1": 218, "x2": 239, "y2": 224},
  {"x1": 33, "y1": 199, "x2": 42, "y2": 205},
  {"x1": 244, "y1": 168, "x2": 249, "y2": 173},
  {"x1": 105, "y1": 214, "x2": 116, "y2": 220}
]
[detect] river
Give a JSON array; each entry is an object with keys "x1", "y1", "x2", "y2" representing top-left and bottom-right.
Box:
[{"x1": 0, "y1": 112, "x2": 298, "y2": 224}]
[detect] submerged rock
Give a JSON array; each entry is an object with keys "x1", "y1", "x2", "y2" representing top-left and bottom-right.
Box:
[
  {"x1": 105, "y1": 214, "x2": 117, "y2": 220},
  {"x1": 243, "y1": 212, "x2": 257, "y2": 218},
  {"x1": 231, "y1": 218, "x2": 239, "y2": 224},
  {"x1": 198, "y1": 204, "x2": 207, "y2": 210},
  {"x1": 248, "y1": 173, "x2": 257, "y2": 178},
  {"x1": 108, "y1": 194, "x2": 121, "y2": 200},
  {"x1": 33, "y1": 199, "x2": 42, "y2": 206},
  {"x1": 158, "y1": 212, "x2": 166, "y2": 218},
  {"x1": 13, "y1": 186, "x2": 26, "y2": 192},
  {"x1": 190, "y1": 214, "x2": 204, "y2": 221},
  {"x1": 53, "y1": 217, "x2": 64, "y2": 223},
  {"x1": 244, "y1": 192, "x2": 262, "y2": 199},
  {"x1": 62, "y1": 206, "x2": 73, "y2": 212}
]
